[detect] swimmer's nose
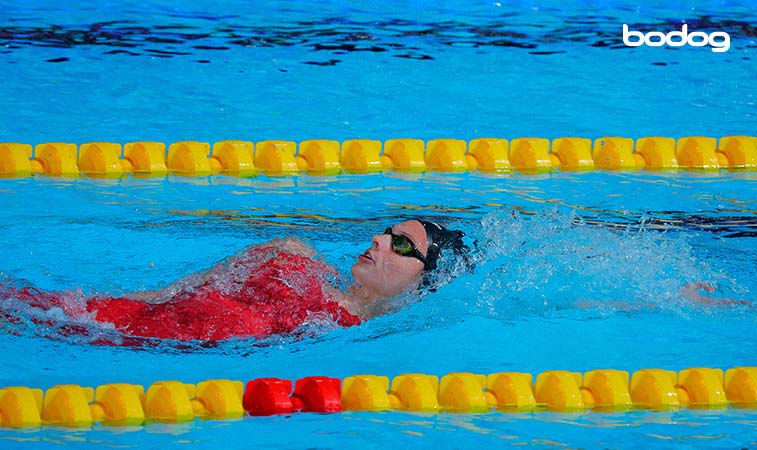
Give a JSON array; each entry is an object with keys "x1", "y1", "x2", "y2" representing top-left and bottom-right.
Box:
[{"x1": 372, "y1": 233, "x2": 390, "y2": 250}]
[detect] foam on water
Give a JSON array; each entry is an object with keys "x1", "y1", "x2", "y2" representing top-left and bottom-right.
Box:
[
  {"x1": 471, "y1": 209, "x2": 746, "y2": 315},
  {"x1": 354, "y1": 208, "x2": 754, "y2": 344}
]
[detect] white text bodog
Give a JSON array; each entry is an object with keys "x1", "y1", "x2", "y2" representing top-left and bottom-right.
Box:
[{"x1": 623, "y1": 24, "x2": 730, "y2": 52}]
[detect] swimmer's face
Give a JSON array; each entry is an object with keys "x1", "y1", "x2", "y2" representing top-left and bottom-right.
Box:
[{"x1": 352, "y1": 220, "x2": 427, "y2": 299}]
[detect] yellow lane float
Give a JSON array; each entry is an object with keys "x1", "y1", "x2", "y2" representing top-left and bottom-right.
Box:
[
  {"x1": 0, "y1": 135, "x2": 754, "y2": 178},
  {"x1": 1, "y1": 367, "x2": 757, "y2": 429}
]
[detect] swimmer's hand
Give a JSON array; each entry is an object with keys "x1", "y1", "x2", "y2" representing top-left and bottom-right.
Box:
[{"x1": 680, "y1": 282, "x2": 751, "y2": 306}]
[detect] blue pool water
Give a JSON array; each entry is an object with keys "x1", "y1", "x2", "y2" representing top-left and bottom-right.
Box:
[
  {"x1": 1, "y1": 173, "x2": 756, "y2": 448},
  {"x1": 1, "y1": 0, "x2": 757, "y2": 448},
  {"x1": 1, "y1": 0, "x2": 754, "y2": 142}
]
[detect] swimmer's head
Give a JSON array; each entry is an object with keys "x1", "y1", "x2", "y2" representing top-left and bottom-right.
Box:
[
  {"x1": 351, "y1": 219, "x2": 467, "y2": 300},
  {"x1": 417, "y1": 220, "x2": 467, "y2": 272}
]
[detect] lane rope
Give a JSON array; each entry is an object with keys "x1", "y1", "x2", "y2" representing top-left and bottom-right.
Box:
[
  {"x1": 1, "y1": 366, "x2": 756, "y2": 427},
  {"x1": 1, "y1": 136, "x2": 755, "y2": 178}
]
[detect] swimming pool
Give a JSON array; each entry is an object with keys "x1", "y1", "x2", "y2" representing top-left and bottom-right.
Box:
[{"x1": 1, "y1": 0, "x2": 756, "y2": 448}]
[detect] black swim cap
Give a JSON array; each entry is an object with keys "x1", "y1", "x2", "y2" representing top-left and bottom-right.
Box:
[{"x1": 419, "y1": 220, "x2": 467, "y2": 271}]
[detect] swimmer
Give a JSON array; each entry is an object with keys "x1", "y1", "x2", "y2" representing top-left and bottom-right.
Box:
[{"x1": 0, "y1": 220, "x2": 467, "y2": 344}]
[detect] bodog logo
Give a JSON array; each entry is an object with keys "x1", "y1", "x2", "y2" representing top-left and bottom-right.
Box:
[{"x1": 623, "y1": 24, "x2": 731, "y2": 53}]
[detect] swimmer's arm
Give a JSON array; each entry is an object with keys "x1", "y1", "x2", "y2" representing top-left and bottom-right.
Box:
[
  {"x1": 574, "y1": 282, "x2": 750, "y2": 310},
  {"x1": 680, "y1": 282, "x2": 751, "y2": 306}
]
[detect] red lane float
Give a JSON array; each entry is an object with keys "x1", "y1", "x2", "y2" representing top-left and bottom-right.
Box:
[{"x1": 243, "y1": 376, "x2": 342, "y2": 416}]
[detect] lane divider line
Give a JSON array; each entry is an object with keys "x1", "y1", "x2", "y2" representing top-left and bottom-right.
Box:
[
  {"x1": 0, "y1": 367, "x2": 755, "y2": 428},
  {"x1": 1, "y1": 136, "x2": 754, "y2": 178}
]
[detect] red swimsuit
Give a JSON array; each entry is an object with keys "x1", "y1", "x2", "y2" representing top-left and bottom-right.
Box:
[{"x1": 0, "y1": 247, "x2": 361, "y2": 343}]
